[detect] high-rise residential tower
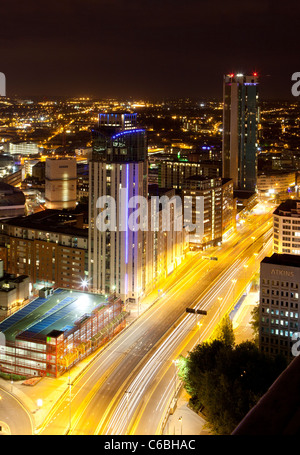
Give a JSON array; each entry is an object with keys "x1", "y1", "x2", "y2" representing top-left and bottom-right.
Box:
[
  {"x1": 222, "y1": 73, "x2": 259, "y2": 192},
  {"x1": 88, "y1": 113, "x2": 148, "y2": 304}
]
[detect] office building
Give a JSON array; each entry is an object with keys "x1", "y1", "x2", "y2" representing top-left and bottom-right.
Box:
[
  {"x1": 222, "y1": 73, "x2": 259, "y2": 192},
  {"x1": 257, "y1": 171, "x2": 295, "y2": 200},
  {"x1": 45, "y1": 157, "x2": 77, "y2": 210},
  {"x1": 4, "y1": 142, "x2": 42, "y2": 156},
  {"x1": 221, "y1": 178, "x2": 236, "y2": 237},
  {"x1": 146, "y1": 185, "x2": 188, "y2": 289},
  {"x1": 273, "y1": 199, "x2": 300, "y2": 255},
  {"x1": 259, "y1": 253, "x2": 300, "y2": 362},
  {"x1": 181, "y1": 176, "x2": 223, "y2": 249},
  {"x1": 159, "y1": 160, "x2": 221, "y2": 190}
]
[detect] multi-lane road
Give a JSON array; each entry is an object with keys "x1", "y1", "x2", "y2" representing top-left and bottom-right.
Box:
[{"x1": 36, "y1": 203, "x2": 274, "y2": 435}]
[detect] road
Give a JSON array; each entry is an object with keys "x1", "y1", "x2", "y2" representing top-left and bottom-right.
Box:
[
  {"x1": 38, "y1": 203, "x2": 274, "y2": 435},
  {"x1": 0, "y1": 388, "x2": 33, "y2": 435},
  {"x1": 130, "y1": 231, "x2": 272, "y2": 435}
]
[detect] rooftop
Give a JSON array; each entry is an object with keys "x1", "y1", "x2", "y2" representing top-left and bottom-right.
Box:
[
  {"x1": 2, "y1": 208, "x2": 88, "y2": 238},
  {"x1": 273, "y1": 199, "x2": 300, "y2": 217},
  {"x1": 261, "y1": 253, "x2": 300, "y2": 269},
  {"x1": 0, "y1": 182, "x2": 25, "y2": 207},
  {"x1": 0, "y1": 289, "x2": 107, "y2": 342}
]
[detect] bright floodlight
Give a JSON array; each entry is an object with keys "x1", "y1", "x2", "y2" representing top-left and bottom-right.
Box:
[{"x1": 81, "y1": 279, "x2": 88, "y2": 288}]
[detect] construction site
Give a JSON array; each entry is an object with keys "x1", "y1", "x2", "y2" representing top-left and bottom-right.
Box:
[{"x1": 0, "y1": 288, "x2": 128, "y2": 378}]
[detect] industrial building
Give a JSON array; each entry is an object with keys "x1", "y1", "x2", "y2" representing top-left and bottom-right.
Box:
[{"x1": 0, "y1": 288, "x2": 127, "y2": 377}]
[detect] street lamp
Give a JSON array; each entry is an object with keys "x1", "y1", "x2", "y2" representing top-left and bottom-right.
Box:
[
  {"x1": 36, "y1": 399, "x2": 43, "y2": 412},
  {"x1": 178, "y1": 416, "x2": 183, "y2": 435},
  {"x1": 197, "y1": 321, "x2": 202, "y2": 343},
  {"x1": 80, "y1": 278, "x2": 89, "y2": 290},
  {"x1": 244, "y1": 264, "x2": 249, "y2": 287}
]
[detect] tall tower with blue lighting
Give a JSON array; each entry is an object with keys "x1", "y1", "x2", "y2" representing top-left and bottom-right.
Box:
[{"x1": 88, "y1": 113, "x2": 148, "y2": 304}]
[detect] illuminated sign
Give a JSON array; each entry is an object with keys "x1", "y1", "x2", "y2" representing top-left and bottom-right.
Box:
[{"x1": 271, "y1": 269, "x2": 295, "y2": 277}]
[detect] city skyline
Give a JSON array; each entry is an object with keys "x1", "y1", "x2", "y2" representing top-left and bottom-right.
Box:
[
  {"x1": 1, "y1": 0, "x2": 300, "y2": 440},
  {"x1": 1, "y1": 1, "x2": 299, "y2": 100}
]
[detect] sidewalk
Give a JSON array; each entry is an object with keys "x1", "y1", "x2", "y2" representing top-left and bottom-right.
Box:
[
  {"x1": 232, "y1": 290, "x2": 259, "y2": 344},
  {"x1": 163, "y1": 389, "x2": 210, "y2": 436}
]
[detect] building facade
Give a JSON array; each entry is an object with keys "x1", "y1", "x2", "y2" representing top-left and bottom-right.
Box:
[
  {"x1": 257, "y1": 171, "x2": 295, "y2": 200},
  {"x1": 146, "y1": 185, "x2": 188, "y2": 290},
  {"x1": 159, "y1": 160, "x2": 221, "y2": 190},
  {"x1": 221, "y1": 178, "x2": 236, "y2": 237},
  {"x1": 0, "y1": 289, "x2": 127, "y2": 377},
  {"x1": 0, "y1": 210, "x2": 88, "y2": 290},
  {"x1": 273, "y1": 199, "x2": 300, "y2": 255},
  {"x1": 259, "y1": 253, "x2": 300, "y2": 362},
  {"x1": 88, "y1": 113, "x2": 148, "y2": 304},
  {"x1": 0, "y1": 259, "x2": 30, "y2": 321},
  {"x1": 222, "y1": 73, "x2": 259, "y2": 192},
  {"x1": 181, "y1": 176, "x2": 223, "y2": 249},
  {"x1": 45, "y1": 157, "x2": 77, "y2": 210}
]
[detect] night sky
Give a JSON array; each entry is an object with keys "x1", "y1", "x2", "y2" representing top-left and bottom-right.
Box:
[{"x1": 1, "y1": 0, "x2": 300, "y2": 100}]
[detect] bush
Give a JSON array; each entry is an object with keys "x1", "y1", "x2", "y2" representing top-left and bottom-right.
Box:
[{"x1": 0, "y1": 372, "x2": 27, "y2": 381}]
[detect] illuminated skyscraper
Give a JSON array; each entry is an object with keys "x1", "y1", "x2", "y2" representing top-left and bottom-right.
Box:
[
  {"x1": 222, "y1": 73, "x2": 259, "y2": 192},
  {"x1": 88, "y1": 113, "x2": 148, "y2": 304}
]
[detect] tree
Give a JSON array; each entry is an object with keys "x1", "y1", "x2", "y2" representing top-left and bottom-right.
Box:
[
  {"x1": 250, "y1": 304, "x2": 260, "y2": 346},
  {"x1": 178, "y1": 339, "x2": 287, "y2": 435},
  {"x1": 215, "y1": 314, "x2": 235, "y2": 347}
]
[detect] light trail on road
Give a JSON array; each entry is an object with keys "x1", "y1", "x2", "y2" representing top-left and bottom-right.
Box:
[
  {"x1": 37, "y1": 205, "x2": 274, "y2": 436},
  {"x1": 132, "y1": 233, "x2": 273, "y2": 435},
  {"x1": 100, "y1": 228, "x2": 273, "y2": 435}
]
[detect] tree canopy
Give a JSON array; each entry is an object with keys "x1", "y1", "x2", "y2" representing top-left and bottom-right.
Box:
[{"x1": 178, "y1": 324, "x2": 287, "y2": 434}]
